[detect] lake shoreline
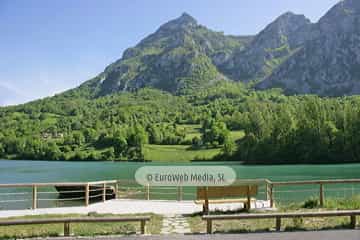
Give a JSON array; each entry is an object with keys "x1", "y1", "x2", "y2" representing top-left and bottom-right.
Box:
[{"x1": 1, "y1": 158, "x2": 360, "y2": 166}]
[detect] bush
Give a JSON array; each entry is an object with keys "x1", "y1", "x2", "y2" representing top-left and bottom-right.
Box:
[{"x1": 302, "y1": 197, "x2": 319, "y2": 209}]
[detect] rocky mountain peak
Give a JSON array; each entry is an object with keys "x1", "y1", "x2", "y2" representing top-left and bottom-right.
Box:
[
  {"x1": 179, "y1": 12, "x2": 197, "y2": 24},
  {"x1": 268, "y1": 11, "x2": 310, "y2": 29},
  {"x1": 317, "y1": 0, "x2": 360, "y2": 34},
  {"x1": 255, "y1": 12, "x2": 311, "y2": 47},
  {"x1": 79, "y1": 0, "x2": 360, "y2": 97},
  {"x1": 274, "y1": 11, "x2": 308, "y2": 23},
  {"x1": 158, "y1": 12, "x2": 198, "y2": 32},
  {"x1": 257, "y1": 0, "x2": 360, "y2": 96},
  {"x1": 220, "y1": 11, "x2": 312, "y2": 82}
]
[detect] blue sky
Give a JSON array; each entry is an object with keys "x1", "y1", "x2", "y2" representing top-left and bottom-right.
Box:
[{"x1": 0, "y1": 0, "x2": 340, "y2": 105}]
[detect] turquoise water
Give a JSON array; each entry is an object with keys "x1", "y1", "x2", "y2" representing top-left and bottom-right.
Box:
[
  {"x1": 1, "y1": 160, "x2": 360, "y2": 183},
  {"x1": 1, "y1": 160, "x2": 360, "y2": 209}
]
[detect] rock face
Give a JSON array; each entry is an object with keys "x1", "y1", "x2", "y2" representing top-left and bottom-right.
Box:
[
  {"x1": 93, "y1": 13, "x2": 252, "y2": 95},
  {"x1": 83, "y1": 0, "x2": 360, "y2": 96},
  {"x1": 221, "y1": 12, "x2": 312, "y2": 82},
  {"x1": 258, "y1": 0, "x2": 360, "y2": 95}
]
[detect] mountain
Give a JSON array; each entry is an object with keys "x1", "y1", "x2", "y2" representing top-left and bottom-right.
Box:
[
  {"x1": 258, "y1": 0, "x2": 360, "y2": 95},
  {"x1": 86, "y1": 13, "x2": 252, "y2": 95},
  {"x1": 73, "y1": 0, "x2": 360, "y2": 97},
  {"x1": 4, "y1": 0, "x2": 360, "y2": 164},
  {"x1": 220, "y1": 12, "x2": 312, "y2": 83}
]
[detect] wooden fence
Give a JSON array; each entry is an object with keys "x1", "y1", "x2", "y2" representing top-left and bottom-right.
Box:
[
  {"x1": 0, "y1": 216, "x2": 150, "y2": 235},
  {"x1": 1, "y1": 178, "x2": 360, "y2": 210},
  {"x1": 267, "y1": 179, "x2": 360, "y2": 208},
  {"x1": 203, "y1": 210, "x2": 360, "y2": 234},
  {"x1": 0, "y1": 180, "x2": 117, "y2": 209}
]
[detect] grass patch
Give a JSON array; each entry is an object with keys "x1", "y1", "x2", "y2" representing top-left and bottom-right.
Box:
[
  {"x1": 325, "y1": 195, "x2": 360, "y2": 210},
  {"x1": 143, "y1": 144, "x2": 220, "y2": 161},
  {"x1": 184, "y1": 132, "x2": 202, "y2": 141},
  {"x1": 179, "y1": 124, "x2": 202, "y2": 141},
  {"x1": 0, "y1": 213, "x2": 162, "y2": 239},
  {"x1": 177, "y1": 124, "x2": 202, "y2": 134},
  {"x1": 142, "y1": 125, "x2": 243, "y2": 162},
  {"x1": 230, "y1": 130, "x2": 245, "y2": 141}
]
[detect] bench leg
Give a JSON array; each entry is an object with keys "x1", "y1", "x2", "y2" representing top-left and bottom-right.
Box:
[
  {"x1": 350, "y1": 215, "x2": 356, "y2": 229},
  {"x1": 204, "y1": 200, "x2": 209, "y2": 214},
  {"x1": 140, "y1": 220, "x2": 146, "y2": 234},
  {"x1": 64, "y1": 222, "x2": 70, "y2": 236},
  {"x1": 207, "y1": 219, "x2": 212, "y2": 234},
  {"x1": 276, "y1": 217, "x2": 281, "y2": 231}
]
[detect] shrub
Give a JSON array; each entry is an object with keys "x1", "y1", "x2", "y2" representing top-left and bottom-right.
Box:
[{"x1": 302, "y1": 197, "x2": 319, "y2": 209}]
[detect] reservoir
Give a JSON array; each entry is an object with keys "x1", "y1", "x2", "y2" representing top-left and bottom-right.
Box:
[{"x1": 1, "y1": 160, "x2": 360, "y2": 210}]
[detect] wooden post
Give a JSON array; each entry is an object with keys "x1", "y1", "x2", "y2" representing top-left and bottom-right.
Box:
[
  {"x1": 270, "y1": 184, "x2": 274, "y2": 208},
  {"x1": 266, "y1": 183, "x2": 270, "y2": 200},
  {"x1": 102, "y1": 183, "x2": 106, "y2": 202},
  {"x1": 350, "y1": 215, "x2": 357, "y2": 229},
  {"x1": 276, "y1": 217, "x2": 281, "y2": 231},
  {"x1": 177, "y1": 186, "x2": 183, "y2": 201},
  {"x1": 146, "y1": 184, "x2": 150, "y2": 200},
  {"x1": 246, "y1": 186, "x2": 251, "y2": 210},
  {"x1": 32, "y1": 185, "x2": 37, "y2": 209},
  {"x1": 319, "y1": 184, "x2": 324, "y2": 207},
  {"x1": 204, "y1": 187, "x2": 209, "y2": 214},
  {"x1": 206, "y1": 219, "x2": 212, "y2": 234},
  {"x1": 115, "y1": 182, "x2": 119, "y2": 199},
  {"x1": 204, "y1": 199, "x2": 209, "y2": 214},
  {"x1": 180, "y1": 186, "x2": 183, "y2": 201},
  {"x1": 85, "y1": 184, "x2": 89, "y2": 206},
  {"x1": 140, "y1": 220, "x2": 146, "y2": 234},
  {"x1": 64, "y1": 222, "x2": 70, "y2": 236}
]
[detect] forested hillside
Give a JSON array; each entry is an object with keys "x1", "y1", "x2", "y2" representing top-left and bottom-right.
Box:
[{"x1": 1, "y1": 82, "x2": 360, "y2": 164}]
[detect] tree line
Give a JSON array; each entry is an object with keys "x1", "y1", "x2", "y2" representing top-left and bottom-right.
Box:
[{"x1": 1, "y1": 82, "x2": 360, "y2": 164}]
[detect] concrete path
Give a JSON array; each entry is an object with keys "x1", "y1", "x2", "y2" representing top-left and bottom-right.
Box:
[
  {"x1": 0, "y1": 199, "x2": 271, "y2": 218},
  {"x1": 34, "y1": 230, "x2": 360, "y2": 240},
  {"x1": 160, "y1": 214, "x2": 191, "y2": 234}
]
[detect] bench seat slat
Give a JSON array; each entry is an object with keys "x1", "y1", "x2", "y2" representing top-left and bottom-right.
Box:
[
  {"x1": 195, "y1": 198, "x2": 256, "y2": 205},
  {"x1": 0, "y1": 216, "x2": 151, "y2": 226},
  {"x1": 202, "y1": 210, "x2": 360, "y2": 220}
]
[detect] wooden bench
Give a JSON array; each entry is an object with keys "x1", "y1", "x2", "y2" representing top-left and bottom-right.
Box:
[
  {"x1": 196, "y1": 185, "x2": 258, "y2": 213},
  {"x1": 0, "y1": 216, "x2": 151, "y2": 236},
  {"x1": 202, "y1": 210, "x2": 360, "y2": 234}
]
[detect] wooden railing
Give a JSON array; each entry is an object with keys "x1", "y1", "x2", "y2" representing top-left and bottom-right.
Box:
[
  {"x1": 268, "y1": 179, "x2": 360, "y2": 208},
  {"x1": 116, "y1": 178, "x2": 360, "y2": 205},
  {"x1": 203, "y1": 210, "x2": 360, "y2": 234},
  {"x1": 0, "y1": 216, "x2": 151, "y2": 235},
  {"x1": 0, "y1": 180, "x2": 117, "y2": 209},
  {"x1": 117, "y1": 179, "x2": 270, "y2": 202},
  {"x1": 1, "y1": 178, "x2": 360, "y2": 209}
]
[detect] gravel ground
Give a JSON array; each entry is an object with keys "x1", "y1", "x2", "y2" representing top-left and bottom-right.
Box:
[{"x1": 0, "y1": 199, "x2": 270, "y2": 218}]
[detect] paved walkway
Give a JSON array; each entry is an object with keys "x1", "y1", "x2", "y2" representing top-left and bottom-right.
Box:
[
  {"x1": 36, "y1": 230, "x2": 360, "y2": 240},
  {"x1": 160, "y1": 214, "x2": 191, "y2": 234},
  {"x1": 0, "y1": 199, "x2": 271, "y2": 218}
]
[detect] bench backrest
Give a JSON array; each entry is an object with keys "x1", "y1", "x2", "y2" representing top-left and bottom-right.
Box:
[{"x1": 197, "y1": 185, "x2": 258, "y2": 200}]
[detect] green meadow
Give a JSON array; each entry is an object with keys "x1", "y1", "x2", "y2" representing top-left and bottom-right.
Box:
[{"x1": 143, "y1": 125, "x2": 244, "y2": 161}]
